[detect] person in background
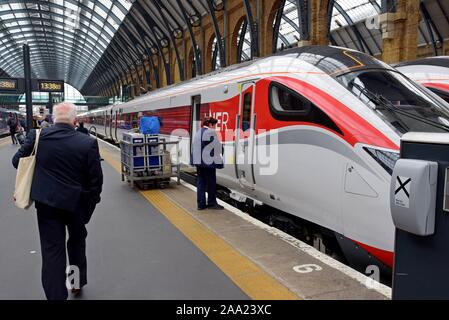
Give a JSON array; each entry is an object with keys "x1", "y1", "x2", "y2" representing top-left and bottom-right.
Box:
[
  {"x1": 191, "y1": 117, "x2": 224, "y2": 211},
  {"x1": 76, "y1": 121, "x2": 89, "y2": 135},
  {"x1": 12, "y1": 102, "x2": 103, "y2": 300},
  {"x1": 32, "y1": 116, "x2": 39, "y2": 129},
  {"x1": 19, "y1": 118, "x2": 27, "y2": 133},
  {"x1": 6, "y1": 113, "x2": 18, "y2": 145},
  {"x1": 40, "y1": 115, "x2": 51, "y2": 129}
]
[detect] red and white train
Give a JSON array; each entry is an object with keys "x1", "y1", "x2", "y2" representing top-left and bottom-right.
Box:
[
  {"x1": 396, "y1": 56, "x2": 449, "y2": 103},
  {"x1": 79, "y1": 46, "x2": 449, "y2": 273}
]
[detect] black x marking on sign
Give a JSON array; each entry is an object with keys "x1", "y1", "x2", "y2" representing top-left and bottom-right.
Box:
[{"x1": 395, "y1": 177, "x2": 411, "y2": 198}]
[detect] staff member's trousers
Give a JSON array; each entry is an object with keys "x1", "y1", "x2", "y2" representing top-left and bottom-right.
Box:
[
  {"x1": 35, "y1": 201, "x2": 88, "y2": 300},
  {"x1": 196, "y1": 166, "x2": 217, "y2": 208}
]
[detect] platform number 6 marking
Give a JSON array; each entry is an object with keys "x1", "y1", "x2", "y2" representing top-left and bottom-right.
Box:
[
  {"x1": 293, "y1": 264, "x2": 322, "y2": 274},
  {"x1": 365, "y1": 265, "x2": 380, "y2": 289}
]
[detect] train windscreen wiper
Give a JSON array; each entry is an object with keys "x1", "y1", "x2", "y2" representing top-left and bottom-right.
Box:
[{"x1": 351, "y1": 82, "x2": 449, "y2": 133}]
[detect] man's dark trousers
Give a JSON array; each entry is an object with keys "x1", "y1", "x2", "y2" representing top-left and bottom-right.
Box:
[
  {"x1": 10, "y1": 128, "x2": 17, "y2": 144},
  {"x1": 197, "y1": 166, "x2": 217, "y2": 208},
  {"x1": 35, "y1": 201, "x2": 87, "y2": 300}
]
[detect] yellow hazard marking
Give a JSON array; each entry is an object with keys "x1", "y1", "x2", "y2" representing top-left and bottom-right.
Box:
[
  {"x1": 99, "y1": 145, "x2": 299, "y2": 300},
  {"x1": 0, "y1": 138, "x2": 11, "y2": 148}
]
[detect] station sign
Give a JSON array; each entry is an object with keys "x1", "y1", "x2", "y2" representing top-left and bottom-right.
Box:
[
  {"x1": 0, "y1": 78, "x2": 19, "y2": 91},
  {"x1": 0, "y1": 78, "x2": 64, "y2": 93}
]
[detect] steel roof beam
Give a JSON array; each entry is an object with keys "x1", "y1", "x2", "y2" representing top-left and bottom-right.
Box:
[
  {"x1": 242, "y1": 0, "x2": 259, "y2": 58},
  {"x1": 237, "y1": 19, "x2": 248, "y2": 63},
  {"x1": 125, "y1": 13, "x2": 161, "y2": 88},
  {"x1": 174, "y1": 0, "x2": 202, "y2": 76},
  {"x1": 152, "y1": 0, "x2": 185, "y2": 81},
  {"x1": 204, "y1": 0, "x2": 226, "y2": 68},
  {"x1": 135, "y1": 1, "x2": 172, "y2": 85},
  {"x1": 273, "y1": 0, "x2": 286, "y2": 53},
  {"x1": 420, "y1": 1, "x2": 440, "y2": 56}
]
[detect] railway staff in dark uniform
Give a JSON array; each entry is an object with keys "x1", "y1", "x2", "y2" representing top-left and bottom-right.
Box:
[
  {"x1": 12, "y1": 102, "x2": 103, "y2": 300},
  {"x1": 192, "y1": 117, "x2": 224, "y2": 210},
  {"x1": 7, "y1": 113, "x2": 18, "y2": 145}
]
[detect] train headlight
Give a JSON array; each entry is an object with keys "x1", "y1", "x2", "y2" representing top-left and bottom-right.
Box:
[{"x1": 364, "y1": 147, "x2": 400, "y2": 175}]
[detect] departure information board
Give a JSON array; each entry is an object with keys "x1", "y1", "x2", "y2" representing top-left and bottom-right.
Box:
[
  {"x1": 38, "y1": 80, "x2": 64, "y2": 92},
  {"x1": 0, "y1": 78, "x2": 18, "y2": 91}
]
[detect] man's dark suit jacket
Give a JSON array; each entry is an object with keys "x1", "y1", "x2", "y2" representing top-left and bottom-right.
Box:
[{"x1": 12, "y1": 123, "x2": 103, "y2": 223}]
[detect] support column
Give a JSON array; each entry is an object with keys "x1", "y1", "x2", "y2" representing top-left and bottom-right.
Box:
[
  {"x1": 23, "y1": 44, "x2": 33, "y2": 133},
  {"x1": 381, "y1": 0, "x2": 420, "y2": 64},
  {"x1": 308, "y1": 0, "x2": 330, "y2": 46}
]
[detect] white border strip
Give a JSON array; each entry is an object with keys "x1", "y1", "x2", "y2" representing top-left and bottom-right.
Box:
[{"x1": 97, "y1": 138, "x2": 391, "y2": 298}]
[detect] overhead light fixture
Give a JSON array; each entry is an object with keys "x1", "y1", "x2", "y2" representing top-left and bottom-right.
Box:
[
  {"x1": 173, "y1": 29, "x2": 183, "y2": 39},
  {"x1": 160, "y1": 38, "x2": 169, "y2": 48},
  {"x1": 213, "y1": 0, "x2": 224, "y2": 11},
  {"x1": 150, "y1": 47, "x2": 158, "y2": 55},
  {"x1": 190, "y1": 15, "x2": 200, "y2": 27}
]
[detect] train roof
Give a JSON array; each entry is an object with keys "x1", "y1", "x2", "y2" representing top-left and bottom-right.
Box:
[
  {"x1": 273, "y1": 45, "x2": 394, "y2": 77},
  {"x1": 138, "y1": 46, "x2": 393, "y2": 96},
  {"x1": 395, "y1": 56, "x2": 449, "y2": 69},
  {"x1": 88, "y1": 46, "x2": 395, "y2": 113}
]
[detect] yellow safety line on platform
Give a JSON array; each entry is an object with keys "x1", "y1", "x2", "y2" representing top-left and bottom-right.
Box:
[
  {"x1": 0, "y1": 138, "x2": 11, "y2": 148},
  {"x1": 99, "y1": 145, "x2": 299, "y2": 300}
]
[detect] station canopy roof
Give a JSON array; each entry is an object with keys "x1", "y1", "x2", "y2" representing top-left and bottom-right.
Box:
[
  {"x1": 0, "y1": 0, "x2": 133, "y2": 89},
  {"x1": 329, "y1": 0, "x2": 449, "y2": 57}
]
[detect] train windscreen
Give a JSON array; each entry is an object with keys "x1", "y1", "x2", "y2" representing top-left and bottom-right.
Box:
[
  {"x1": 337, "y1": 69, "x2": 449, "y2": 135},
  {"x1": 428, "y1": 87, "x2": 449, "y2": 104}
]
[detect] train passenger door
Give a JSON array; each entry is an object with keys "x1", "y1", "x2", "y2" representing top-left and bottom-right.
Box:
[
  {"x1": 103, "y1": 111, "x2": 107, "y2": 136},
  {"x1": 190, "y1": 95, "x2": 201, "y2": 158},
  {"x1": 235, "y1": 81, "x2": 256, "y2": 190},
  {"x1": 113, "y1": 109, "x2": 119, "y2": 142},
  {"x1": 108, "y1": 109, "x2": 113, "y2": 139}
]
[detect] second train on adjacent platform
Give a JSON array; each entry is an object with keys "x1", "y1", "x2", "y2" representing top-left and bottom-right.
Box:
[{"x1": 79, "y1": 46, "x2": 449, "y2": 275}]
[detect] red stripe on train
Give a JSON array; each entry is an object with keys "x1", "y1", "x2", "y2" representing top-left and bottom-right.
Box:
[
  {"x1": 422, "y1": 82, "x2": 449, "y2": 93},
  {"x1": 351, "y1": 239, "x2": 394, "y2": 268}
]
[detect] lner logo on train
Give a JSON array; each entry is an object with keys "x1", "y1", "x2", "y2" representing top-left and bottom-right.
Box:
[{"x1": 205, "y1": 111, "x2": 230, "y2": 132}]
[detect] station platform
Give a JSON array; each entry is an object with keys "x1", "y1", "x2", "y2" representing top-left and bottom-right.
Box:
[{"x1": 0, "y1": 136, "x2": 391, "y2": 300}]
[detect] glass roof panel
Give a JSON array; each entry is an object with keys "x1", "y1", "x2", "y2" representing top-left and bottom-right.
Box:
[
  {"x1": 0, "y1": 0, "x2": 132, "y2": 89},
  {"x1": 330, "y1": 0, "x2": 380, "y2": 31}
]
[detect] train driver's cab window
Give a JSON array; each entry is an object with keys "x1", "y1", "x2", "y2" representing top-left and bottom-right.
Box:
[
  {"x1": 270, "y1": 82, "x2": 311, "y2": 115},
  {"x1": 268, "y1": 81, "x2": 343, "y2": 135},
  {"x1": 242, "y1": 92, "x2": 252, "y2": 131}
]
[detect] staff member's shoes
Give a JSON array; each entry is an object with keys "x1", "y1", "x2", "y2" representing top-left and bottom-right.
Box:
[
  {"x1": 208, "y1": 204, "x2": 225, "y2": 210},
  {"x1": 197, "y1": 206, "x2": 207, "y2": 211}
]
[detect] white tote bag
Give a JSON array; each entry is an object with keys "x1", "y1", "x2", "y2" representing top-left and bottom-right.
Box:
[{"x1": 14, "y1": 129, "x2": 41, "y2": 210}]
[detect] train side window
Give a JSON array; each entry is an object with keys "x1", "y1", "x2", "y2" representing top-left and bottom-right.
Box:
[
  {"x1": 268, "y1": 81, "x2": 343, "y2": 135},
  {"x1": 270, "y1": 82, "x2": 311, "y2": 115},
  {"x1": 242, "y1": 92, "x2": 252, "y2": 131}
]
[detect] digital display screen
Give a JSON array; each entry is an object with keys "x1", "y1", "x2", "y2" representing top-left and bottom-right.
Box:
[
  {"x1": 0, "y1": 79, "x2": 18, "y2": 91},
  {"x1": 38, "y1": 80, "x2": 64, "y2": 92}
]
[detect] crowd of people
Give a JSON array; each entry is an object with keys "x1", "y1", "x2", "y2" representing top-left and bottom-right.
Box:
[{"x1": 7, "y1": 112, "x2": 89, "y2": 145}]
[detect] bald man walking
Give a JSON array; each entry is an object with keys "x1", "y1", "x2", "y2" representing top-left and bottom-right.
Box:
[{"x1": 12, "y1": 103, "x2": 103, "y2": 300}]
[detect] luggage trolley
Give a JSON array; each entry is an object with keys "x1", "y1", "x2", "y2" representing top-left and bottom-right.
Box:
[{"x1": 120, "y1": 132, "x2": 181, "y2": 189}]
